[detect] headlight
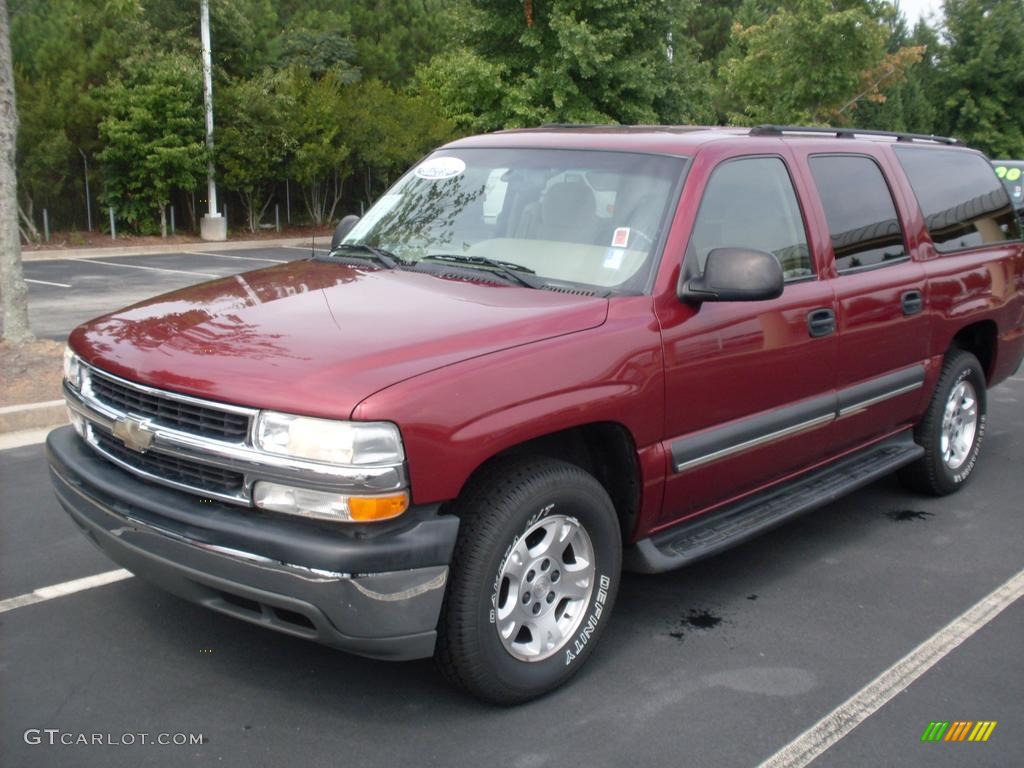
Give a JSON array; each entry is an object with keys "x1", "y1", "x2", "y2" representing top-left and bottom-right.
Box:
[
  {"x1": 63, "y1": 346, "x2": 82, "y2": 389},
  {"x1": 253, "y1": 412, "x2": 405, "y2": 466}
]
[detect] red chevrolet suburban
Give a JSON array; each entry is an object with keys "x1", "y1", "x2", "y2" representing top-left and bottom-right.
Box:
[{"x1": 49, "y1": 125, "x2": 1024, "y2": 703}]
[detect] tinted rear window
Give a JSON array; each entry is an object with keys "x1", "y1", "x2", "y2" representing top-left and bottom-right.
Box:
[
  {"x1": 894, "y1": 147, "x2": 1021, "y2": 253},
  {"x1": 809, "y1": 155, "x2": 907, "y2": 272}
]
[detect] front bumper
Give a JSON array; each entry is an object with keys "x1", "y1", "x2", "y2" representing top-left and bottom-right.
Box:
[{"x1": 46, "y1": 427, "x2": 459, "y2": 660}]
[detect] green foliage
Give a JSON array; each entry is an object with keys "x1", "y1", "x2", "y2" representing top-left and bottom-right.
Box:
[
  {"x1": 277, "y1": 66, "x2": 352, "y2": 224},
  {"x1": 97, "y1": 53, "x2": 207, "y2": 233},
  {"x1": 11, "y1": 0, "x2": 147, "y2": 222},
  {"x1": 340, "y1": 79, "x2": 455, "y2": 197},
  {"x1": 216, "y1": 73, "x2": 295, "y2": 231},
  {"x1": 418, "y1": 0, "x2": 714, "y2": 130},
  {"x1": 9, "y1": 0, "x2": 1024, "y2": 239},
  {"x1": 720, "y1": 0, "x2": 890, "y2": 125},
  {"x1": 933, "y1": 0, "x2": 1024, "y2": 156}
]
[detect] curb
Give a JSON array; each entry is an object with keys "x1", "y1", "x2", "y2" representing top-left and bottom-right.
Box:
[
  {"x1": 0, "y1": 400, "x2": 68, "y2": 434},
  {"x1": 21, "y1": 236, "x2": 326, "y2": 262}
]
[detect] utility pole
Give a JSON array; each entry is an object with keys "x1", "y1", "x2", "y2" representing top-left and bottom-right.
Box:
[{"x1": 199, "y1": 0, "x2": 225, "y2": 241}]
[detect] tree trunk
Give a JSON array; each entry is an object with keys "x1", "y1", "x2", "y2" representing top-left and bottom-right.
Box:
[
  {"x1": 0, "y1": 0, "x2": 33, "y2": 342},
  {"x1": 159, "y1": 204, "x2": 167, "y2": 238}
]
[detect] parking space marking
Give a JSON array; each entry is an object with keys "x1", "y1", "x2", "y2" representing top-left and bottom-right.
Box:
[
  {"x1": 84, "y1": 260, "x2": 220, "y2": 278},
  {"x1": 25, "y1": 278, "x2": 72, "y2": 288},
  {"x1": 0, "y1": 569, "x2": 133, "y2": 614},
  {"x1": 182, "y1": 250, "x2": 288, "y2": 264},
  {"x1": 756, "y1": 567, "x2": 1024, "y2": 768}
]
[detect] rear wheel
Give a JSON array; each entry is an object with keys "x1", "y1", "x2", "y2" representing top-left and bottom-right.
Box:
[
  {"x1": 436, "y1": 457, "x2": 621, "y2": 704},
  {"x1": 900, "y1": 350, "x2": 987, "y2": 495}
]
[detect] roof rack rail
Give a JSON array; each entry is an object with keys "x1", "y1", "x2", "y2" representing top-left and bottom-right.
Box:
[{"x1": 749, "y1": 125, "x2": 964, "y2": 146}]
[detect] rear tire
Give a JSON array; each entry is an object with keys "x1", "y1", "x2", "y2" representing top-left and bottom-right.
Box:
[
  {"x1": 899, "y1": 350, "x2": 987, "y2": 496},
  {"x1": 436, "y1": 457, "x2": 621, "y2": 704}
]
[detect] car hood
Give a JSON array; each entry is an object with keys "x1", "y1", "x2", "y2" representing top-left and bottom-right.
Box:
[{"x1": 69, "y1": 260, "x2": 609, "y2": 418}]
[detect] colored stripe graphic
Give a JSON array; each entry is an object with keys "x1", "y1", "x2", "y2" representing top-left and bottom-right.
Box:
[
  {"x1": 921, "y1": 720, "x2": 997, "y2": 742},
  {"x1": 944, "y1": 721, "x2": 972, "y2": 741},
  {"x1": 968, "y1": 721, "x2": 997, "y2": 742}
]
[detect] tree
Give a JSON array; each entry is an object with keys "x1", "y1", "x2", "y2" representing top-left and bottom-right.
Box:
[
  {"x1": 934, "y1": 0, "x2": 1024, "y2": 156},
  {"x1": 281, "y1": 66, "x2": 351, "y2": 225},
  {"x1": 341, "y1": 79, "x2": 455, "y2": 200},
  {"x1": 854, "y1": 16, "x2": 939, "y2": 134},
  {"x1": 417, "y1": 0, "x2": 713, "y2": 130},
  {"x1": 0, "y1": 0, "x2": 31, "y2": 342},
  {"x1": 217, "y1": 73, "x2": 294, "y2": 232},
  {"x1": 347, "y1": 0, "x2": 459, "y2": 85},
  {"x1": 10, "y1": 0, "x2": 147, "y2": 235},
  {"x1": 97, "y1": 52, "x2": 208, "y2": 236},
  {"x1": 720, "y1": 0, "x2": 922, "y2": 125}
]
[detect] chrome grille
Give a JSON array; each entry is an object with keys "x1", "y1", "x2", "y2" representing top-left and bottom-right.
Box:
[
  {"x1": 93, "y1": 429, "x2": 245, "y2": 496},
  {"x1": 88, "y1": 369, "x2": 250, "y2": 441}
]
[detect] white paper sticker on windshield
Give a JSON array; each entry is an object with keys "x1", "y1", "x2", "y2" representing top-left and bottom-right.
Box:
[
  {"x1": 414, "y1": 157, "x2": 466, "y2": 180},
  {"x1": 611, "y1": 227, "x2": 630, "y2": 248}
]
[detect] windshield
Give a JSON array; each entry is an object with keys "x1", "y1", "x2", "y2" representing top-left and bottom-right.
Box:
[{"x1": 342, "y1": 148, "x2": 686, "y2": 292}]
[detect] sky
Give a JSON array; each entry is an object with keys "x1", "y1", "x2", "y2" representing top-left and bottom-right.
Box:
[{"x1": 896, "y1": 0, "x2": 944, "y2": 25}]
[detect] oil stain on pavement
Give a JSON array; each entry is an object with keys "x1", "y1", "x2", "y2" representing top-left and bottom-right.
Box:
[{"x1": 886, "y1": 509, "x2": 934, "y2": 522}]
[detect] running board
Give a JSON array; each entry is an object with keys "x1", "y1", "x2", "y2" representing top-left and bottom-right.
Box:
[{"x1": 624, "y1": 430, "x2": 924, "y2": 574}]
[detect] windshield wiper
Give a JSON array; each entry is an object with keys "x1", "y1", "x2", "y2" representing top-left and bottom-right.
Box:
[
  {"x1": 420, "y1": 254, "x2": 544, "y2": 289},
  {"x1": 325, "y1": 243, "x2": 405, "y2": 269}
]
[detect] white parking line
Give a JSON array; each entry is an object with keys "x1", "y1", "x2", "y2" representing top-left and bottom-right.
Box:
[
  {"x1": 25, "y1": 278, "x2": 72, "y2": 288},
  {"x1": 0, "y1": 569, "x2": 134, "y2": 614},
  {"x1": 182, "y1": 250, "x2": 287, "y2": 264},
  {"x1": 85, "y1": 259, "x2": 220, "y2": 278},
  {"x1": 756, "y1": 567, "x2": 1024, "y2": 768}
]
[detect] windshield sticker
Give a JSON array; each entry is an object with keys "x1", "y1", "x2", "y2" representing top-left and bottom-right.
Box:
[
  {"x1": 342, "y1": 194, "x2": 402, "y2": 243},
  {"x1": 414, "y1": 157, "x2": 466, "y2": 180},
  {"x1": 611, "y1": 227, "x2": 630, "y2": 248},
  {"x1": 603, "y1": 248, "x2": 625, "y2": 269},
  {"x1": 1006, "y1": 167, "x2": 1022, "y2": 182}
]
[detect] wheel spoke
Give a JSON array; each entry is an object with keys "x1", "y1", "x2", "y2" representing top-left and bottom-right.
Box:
[{"x1": 559, "y1": 575, "x2": 592, "y2": 601}]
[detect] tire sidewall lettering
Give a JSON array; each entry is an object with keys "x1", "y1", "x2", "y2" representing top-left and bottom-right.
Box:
[{"x1": 565, "y1": 573, "x2": 611, "y2": 666}]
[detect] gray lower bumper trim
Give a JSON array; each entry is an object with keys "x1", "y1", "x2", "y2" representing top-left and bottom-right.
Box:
[{"x1": 50, "y1": 463, "x2": 448, "y2": 661}]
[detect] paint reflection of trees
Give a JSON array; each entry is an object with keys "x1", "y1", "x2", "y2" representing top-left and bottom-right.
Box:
[
  {"x1": 364, "y1": 176, "x2": 486, "y2": 256},
  {"x1": 83, "y1": 262, "x2": 362, "y2": 360}
]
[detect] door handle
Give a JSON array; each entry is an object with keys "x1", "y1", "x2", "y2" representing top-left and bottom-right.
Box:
[
  {"x1": 901, "y1": 290, "x2": 923, "y2": 316},
  {"x1": 807, "y1": 308, "x2": 836, "y2": 338}
]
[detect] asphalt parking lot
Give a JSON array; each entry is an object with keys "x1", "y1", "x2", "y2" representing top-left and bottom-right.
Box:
[
  {"x1": 2, "y1": 247, "x2": 1022, "y2": 767},
  {"x1": 19, "y1": 246, "x2": 314, "y2": 339}
]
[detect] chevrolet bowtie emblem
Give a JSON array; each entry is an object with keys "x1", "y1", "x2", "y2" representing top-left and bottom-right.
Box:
[{"x1": 112, "y1": 417, "x2": 155, "y2": 453}]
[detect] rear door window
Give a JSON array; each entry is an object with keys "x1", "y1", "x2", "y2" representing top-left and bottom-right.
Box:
[
  {"x1": 809, "y1": 155, "x2": 907, "y2": 272},
  {"x1": 894, "y1": 147, "x2": 1021, "y2": 252}
]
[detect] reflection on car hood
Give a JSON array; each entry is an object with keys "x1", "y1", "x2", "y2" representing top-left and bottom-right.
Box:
[{"x1": 69, "y1": 260, "x2": 609, "y2": 418}]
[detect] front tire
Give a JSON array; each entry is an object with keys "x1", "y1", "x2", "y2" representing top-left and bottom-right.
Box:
[
  {"x1": 436, "y1": 457, "x2": 622, "y2": 704},
  {"x1": 900, "y1": 350, "x2": 987, "y2": 495}
]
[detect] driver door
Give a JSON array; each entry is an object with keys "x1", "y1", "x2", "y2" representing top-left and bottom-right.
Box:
[{"x1": 655, "y1": 153, "x2": 838, "y2": 525}]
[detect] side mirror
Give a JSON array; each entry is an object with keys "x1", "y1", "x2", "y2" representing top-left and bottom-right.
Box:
[
  {"x1": 680, "y1": 247, "x2": 784, "y2": 303},
  {"x1": 331, "y1": 214, "x2": 361, "y2": 250}
]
